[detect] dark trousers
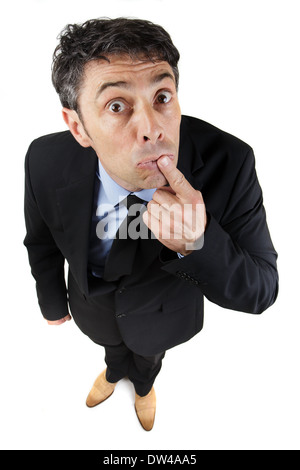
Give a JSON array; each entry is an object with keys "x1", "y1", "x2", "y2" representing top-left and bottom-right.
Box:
[{"x1": 105, "y1": 342, "x2": 165, "y2": 397}]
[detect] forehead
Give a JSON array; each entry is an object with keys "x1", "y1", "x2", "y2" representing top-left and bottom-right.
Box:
[{"x1": 83, "y1": 55, "x2": 174, "y2": 89}]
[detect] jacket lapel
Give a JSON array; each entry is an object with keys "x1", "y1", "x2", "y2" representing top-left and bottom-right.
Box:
[
  {"x1": 177, "y1": 116, "x2": 204, "y2": 188},
  {"x1": 56, "y1": 148, "x2": 97, "y2": 295}
]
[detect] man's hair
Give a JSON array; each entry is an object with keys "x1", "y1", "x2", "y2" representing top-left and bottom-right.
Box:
[{"x1": 52, "y1": 17, "x2": 180, "y2": 113}]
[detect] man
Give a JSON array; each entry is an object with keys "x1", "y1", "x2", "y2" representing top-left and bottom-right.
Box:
[{"x1": 24, "y1": 18, "x2": 278, "y2": 431}]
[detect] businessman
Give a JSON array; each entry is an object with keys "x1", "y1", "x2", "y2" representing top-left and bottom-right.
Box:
[{"x1": 24, "y1": 18, "x2": 278, "y2": 431}]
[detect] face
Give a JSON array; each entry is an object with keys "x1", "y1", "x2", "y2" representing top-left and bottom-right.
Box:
[{"x1": 63, "y1": 55, "x2": 181, "y2": 191}]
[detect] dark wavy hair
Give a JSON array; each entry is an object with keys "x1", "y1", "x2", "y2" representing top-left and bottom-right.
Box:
[{"x1": 52, "y1": 17, "x2": 180, "y2": 113}]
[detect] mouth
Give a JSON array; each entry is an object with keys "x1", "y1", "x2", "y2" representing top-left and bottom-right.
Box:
[{"x1": 137, "y1": 154, "x2": 174, "y2": 170}]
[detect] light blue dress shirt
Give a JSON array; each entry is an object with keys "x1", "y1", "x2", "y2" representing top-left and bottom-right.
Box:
[{"x1": 88, "y1": 160, "x2": 156, "y2": 278}]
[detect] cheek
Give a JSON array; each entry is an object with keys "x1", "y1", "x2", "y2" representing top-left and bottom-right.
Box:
[
  {"x1": 91, "y1": 130, "x2": 122, "y2": 157},
  {"x1": 165, "y1": 107, "x2": 181, "y2": 136},
  {"x1": 92, "y1": 136, "x2": 133, "y2": 173},
  {"x1": 97, "y1": 120, "x2": 133, "y2": 150}
]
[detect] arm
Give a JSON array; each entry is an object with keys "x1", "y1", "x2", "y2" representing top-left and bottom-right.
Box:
[
  {"x1": 23, "y1": 143, "x2": 70, "y2": 323},
  {"x1": 143, "y1": 151, "x2": 278, "y2": 314}
]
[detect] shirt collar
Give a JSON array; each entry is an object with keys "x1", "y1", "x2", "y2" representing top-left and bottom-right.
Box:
[{"x1": 98, "y1": 160, "x2": 156, "y2": 206}]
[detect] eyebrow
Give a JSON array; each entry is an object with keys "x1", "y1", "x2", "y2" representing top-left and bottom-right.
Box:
[
  {"x1": 151, "y1": 72, "x2": 175, "y2": 85},
  {"x1": 96, "y1": 81, "x2": 129, "y2": 99},
  {"x1": 95, "y1": 71, "x2": 175, "y2": 100}
]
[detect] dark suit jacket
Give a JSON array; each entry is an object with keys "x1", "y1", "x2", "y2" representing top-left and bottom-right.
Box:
[{"x1": 24, "y1": 115, "x2": 278, "y2": 355}]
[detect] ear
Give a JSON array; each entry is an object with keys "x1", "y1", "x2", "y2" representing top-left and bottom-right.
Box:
[{"x1": 62, "y1": 108, "x2": 92, "y2": 148}]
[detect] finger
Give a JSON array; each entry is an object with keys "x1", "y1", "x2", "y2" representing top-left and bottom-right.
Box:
[
  {"x1": 157, "y1": 156, "x2": 195, "y2": 199},
  {"x1": 142, "y1": 209, "x2": 159, "y2": 236},
  {"x1": 47, "y1": 319, "x2": 64, "y2": 325},
  {"x1": 144, "y1": 207, "x2": 173, "y2": 242},
  {"x1": 144, "y1": 202, "x2": 184, "y2": 241},
  {"x1": 158, "y1": 186, "x2": 176, "y2": 195},
  {"x1": 152, "y1": 187, "x2": 178, "y2": 206},
  {"x1": 145, "y1": 200, "x2": 164, "y2": 224},
  {"x1": 47, "y1": 314, "x2": 71, "y2": 326}
]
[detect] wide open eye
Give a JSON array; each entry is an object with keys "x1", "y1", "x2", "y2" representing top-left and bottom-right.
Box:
[
  {"x1": 108, "y1": 101, "x2": 126, "y2": 113},
  {"x1": 156, "y1": 91, "x2": 172, "y2": 104}
]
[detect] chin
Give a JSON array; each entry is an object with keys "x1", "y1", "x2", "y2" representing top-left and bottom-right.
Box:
[{"x1": 141, "y1": 173, "x2": 168, "y2": 189}]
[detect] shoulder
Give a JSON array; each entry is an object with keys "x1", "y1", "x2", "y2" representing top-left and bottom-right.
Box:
[
  {"x1": 25, "y1": 130, "x2": 97, "y2": 187},
  {"x1": 181, "y1": 115, "x2": 252, "y2": 151},
  {"x1": 180, "y1": 115, "x2": 254, "y2": 168},
  {"x1": 27, "y1": 130, "x2": 82, "y2": 159}
]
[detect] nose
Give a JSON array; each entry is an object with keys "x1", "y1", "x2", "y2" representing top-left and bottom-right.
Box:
[{"x1": 136, "y1": 103, "x2": 164, "y2": 144}]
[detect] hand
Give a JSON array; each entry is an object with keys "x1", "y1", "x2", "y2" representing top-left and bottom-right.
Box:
[
  {"x1": 46, "y1": 314, "x2": 72, "y2": 325},
  {"x1": 142, "y1": 155, "x2": 207, "y2": 256}
]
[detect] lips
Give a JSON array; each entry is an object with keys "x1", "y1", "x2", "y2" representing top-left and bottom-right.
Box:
[{"x1": 137, "y1": 154, "x2": 174, "y2": 168}]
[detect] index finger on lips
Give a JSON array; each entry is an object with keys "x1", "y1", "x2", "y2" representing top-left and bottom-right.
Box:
[{"x1": 157, "y1": 156, "x2": 195, "y2": 199}]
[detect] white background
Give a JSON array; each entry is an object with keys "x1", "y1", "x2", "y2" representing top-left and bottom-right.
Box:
[{"x1": 0, "y1": 0, "x2": 299, "y2": 451}]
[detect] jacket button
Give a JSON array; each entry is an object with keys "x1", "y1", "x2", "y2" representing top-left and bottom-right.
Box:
[
  {"x1": 116, "y1": 313, "x2": 126, "y2": 319},
  {"x1": 176, "y1": 271, "x2": 186, "y2": 279},
  {"x1": 118, "y1": 288, "x2": 126, "y2": 294}
]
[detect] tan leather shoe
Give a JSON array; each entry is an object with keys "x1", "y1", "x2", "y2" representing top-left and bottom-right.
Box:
[
  {"x1": 135, "y1": 387, "x2": 156, "y2": 431},
  {"x1": 86, "y1": 369, "x2": 117, "y2": 408}
]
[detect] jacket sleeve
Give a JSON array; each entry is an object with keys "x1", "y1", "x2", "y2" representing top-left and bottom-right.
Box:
[
  {"x1": 23, "y1": 143, "x2": 69, "y2": 321},
  {"x1": 161, "y1": 148, "x2": 279, "y2": 314}
]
